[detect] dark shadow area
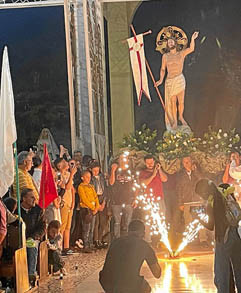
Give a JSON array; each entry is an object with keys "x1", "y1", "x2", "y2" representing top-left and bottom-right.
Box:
[{"x1": 0, "y1": 6, "x2": 71, "y2": 151}]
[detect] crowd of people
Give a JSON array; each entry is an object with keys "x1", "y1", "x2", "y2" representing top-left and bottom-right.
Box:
[{"x1": 0, "y1": 145, "x2": 241, "y2": 292}]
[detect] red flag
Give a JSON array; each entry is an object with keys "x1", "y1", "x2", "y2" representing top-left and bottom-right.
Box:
[{"x1": 39, "y1": 144, "x2": 58, "y2": 209}]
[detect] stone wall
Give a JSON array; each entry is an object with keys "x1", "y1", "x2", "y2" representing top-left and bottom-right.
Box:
[{"x1": 103, "y1": 1, "x2": 139, "y2": 154}]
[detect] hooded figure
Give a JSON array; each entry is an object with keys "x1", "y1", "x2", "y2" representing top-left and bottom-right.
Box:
[{"x1": 36, "y1": 128, "x2": 59, "y2": 161}]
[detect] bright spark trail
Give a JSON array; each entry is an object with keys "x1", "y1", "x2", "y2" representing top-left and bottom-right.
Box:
[
  {"x1": 135, "y1": 186, "x2": 173, "y2": 254},
  {"x1": 174, "y1": 213, "x2": 208, "y2": 256},
  {"x1": 119, "y1": 151, "x2": 209, "y2": 256}
]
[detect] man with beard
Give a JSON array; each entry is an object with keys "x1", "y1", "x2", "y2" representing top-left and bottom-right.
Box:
[
  {"x1": 156, "y1": 31, "x2": 199, "y2": 130},
  {"x1": 139, "y1": 155, "x2": 168, "y2": 214}
]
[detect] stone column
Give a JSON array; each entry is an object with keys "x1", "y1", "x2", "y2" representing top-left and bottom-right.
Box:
[{"x1": 104, "y1": 2, "x2": 139, "y2": 154}]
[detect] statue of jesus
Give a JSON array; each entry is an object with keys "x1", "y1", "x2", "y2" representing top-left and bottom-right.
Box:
[{"x1": 155, "y1": 30, "x2": 199, "y2": 131}]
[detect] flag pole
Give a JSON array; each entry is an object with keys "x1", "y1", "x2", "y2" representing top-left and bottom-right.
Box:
[
  {"x1": 129, "y1": 24, "x2": 172, "y2": 125},
  {"x1": 42, "y1": 144, "x2": 46, "y2": 213},
  {"x1": 121, "y1": 29, "x2": 152, "y2": 43},
  {"x1": 13, "y1": 141, "x2": 22, "y2": 248}
]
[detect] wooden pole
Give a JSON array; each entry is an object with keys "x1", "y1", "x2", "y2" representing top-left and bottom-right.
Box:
[
  {"x1": 129, "y1": 24, "x2": 172, "y2": 125},
  {"x1": 64, "y1": 0, "x2": 76, "y2": 154},
  {"x1": 122, "y1": 29, "x2": 152, "y2": 43},
  {"x1": 13, "y1": 141, "x2": 22, "y2": 248}
]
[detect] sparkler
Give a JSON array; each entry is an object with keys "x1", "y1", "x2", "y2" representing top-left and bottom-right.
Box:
[
  {"x1": 119, "y1": 151, "x2": 209, "y2": 256},
  {"x1": 174, "y1": 213, "x2": 208, "y2": 256},
  {"x1": 135, "y1": 185, "x2": 173, "y2": 254}
]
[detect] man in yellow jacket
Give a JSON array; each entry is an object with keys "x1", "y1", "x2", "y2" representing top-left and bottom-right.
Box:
[{"x1": 78, "y1": 170, "x2": 101, "y2": 253}]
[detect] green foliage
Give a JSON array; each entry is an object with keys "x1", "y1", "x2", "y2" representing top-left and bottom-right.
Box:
[
  {"x1": 119, "y1": 124, "x2": 158, "y2": 153},
  {"x1": 198, "y1": 126, "x2": 240, "y2": 155},
  {"x1": 120, "y1": 124, "x2": 241, "y2": 160},
  {"x1": 156, "y1": 131, "x2": 199, "y2": 160}
]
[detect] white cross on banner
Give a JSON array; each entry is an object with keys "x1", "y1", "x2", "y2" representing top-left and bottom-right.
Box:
[{"x1": 127, "y1": 34, "x2": 151, "y2": 106}]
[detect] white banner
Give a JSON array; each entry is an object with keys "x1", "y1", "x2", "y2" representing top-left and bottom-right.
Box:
[
  {"x1": 127, "y1": 34, "x2": 151, "y2": 106},
  {"x1": 0, "y1": 47, "x2": 17, "y2": 197}
]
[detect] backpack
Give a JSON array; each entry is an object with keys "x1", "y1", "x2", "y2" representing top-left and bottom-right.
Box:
[{"x1": 218, "y1": 187, "x2": 241, "y2": 227}]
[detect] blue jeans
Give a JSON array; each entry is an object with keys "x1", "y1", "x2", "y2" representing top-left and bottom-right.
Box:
[
  {"x1": 214, "y1": 227, "x2": 241, "y2": 292},
  {"x1": 112, "y1": 204, "x2": 133, "y2": 239},
  {"x1": 27, "y1": 245, "x2": 39, "y2": 276}
]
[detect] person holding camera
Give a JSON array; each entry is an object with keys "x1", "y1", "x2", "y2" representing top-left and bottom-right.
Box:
[
  {"x1": 175, "y1": 156, "x2": 208, "y2": 246},
  {"x1": 90, "y1": 161, "x2": 108, "y2": 249},
  {"x1": 195, "y1": 180, "x2": 241, "y2": 293},
  {"x1": 44, "y1": 165, "x2": 64, "y2": 225},
  {"x1": 139, "y1": 154, "x2": 168, "y2": 213},
  {"x1": 54, "y1": 158, "x2": 76, "y2": 254},
  {"x1": 109, "y1": 153, "x2": 136, "y2": 240}
]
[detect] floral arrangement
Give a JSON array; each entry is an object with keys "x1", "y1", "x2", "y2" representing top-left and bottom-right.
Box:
[
  {"x1": 156, "y1": 131, "x2": 199, "y2": 161},
  {"x1": 119, "y1": 124, "x2": 158, "y2": 154},
  {"x1": 120, "y1": 125, "x2": 241, "y2": 161},
  {"x1": 198, "y1": 127, "x2": 240, "y2": 155}
]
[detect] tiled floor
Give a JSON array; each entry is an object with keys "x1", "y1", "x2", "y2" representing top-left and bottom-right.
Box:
[{"x1": 77, "y1": 252, "x2": 216, "y2": 293}]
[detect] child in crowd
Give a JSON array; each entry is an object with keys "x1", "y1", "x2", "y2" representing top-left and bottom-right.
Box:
[
  {"x1": 78, "y1": 170, "x2": 100, "y2": 253},
  {"x1": 47, "y1": 220, "x2": 66, "y2": 274}
]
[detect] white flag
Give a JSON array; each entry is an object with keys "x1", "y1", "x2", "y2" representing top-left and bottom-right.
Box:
[
  {"x1": 127, "y1": 34, "x2": 151, "y2": 106},
  {"x1": 0, "y1": 47, "x2": 17, "y2": 197}
]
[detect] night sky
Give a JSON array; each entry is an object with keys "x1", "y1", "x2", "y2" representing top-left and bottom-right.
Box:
[
  {"x1": 133, "y1": 0, "x2": 241, "y2": 138},
  {"x1": 0, "y1": 6, "x2": 70, "y2": 151}
]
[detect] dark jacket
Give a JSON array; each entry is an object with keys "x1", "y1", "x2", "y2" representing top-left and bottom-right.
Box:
[
  {"x1": 21, "y1": 205, "x2": 46, "y2": 240},
  {"x1": 176, "y1": 168, "x2": 202, "y2": 206},
  {"x1": 91, "y1": 173, "x2": 107, "y2": 203}
]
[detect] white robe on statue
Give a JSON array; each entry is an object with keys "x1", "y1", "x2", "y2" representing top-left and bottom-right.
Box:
[{"x1": 165, "y1": 73, "x2": 186, "y2": 131}]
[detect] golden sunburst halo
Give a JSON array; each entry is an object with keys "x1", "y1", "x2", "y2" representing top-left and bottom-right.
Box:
[{"x1": 156, "y1": 26, "x2": 188, "y2": 54}]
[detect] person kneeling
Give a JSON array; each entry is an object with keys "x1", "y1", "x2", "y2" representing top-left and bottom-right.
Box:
[
  {"x1": 99, "y1": 220, "x2": 161, "y2": 293},
  {"x1": 47, "y1": 220, "x2": 65, "y2": 275}
]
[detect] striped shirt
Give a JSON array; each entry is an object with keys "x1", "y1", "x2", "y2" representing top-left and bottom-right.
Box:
[{"x1": 13, "y1": 168, "x2": 39, "y2": 201}]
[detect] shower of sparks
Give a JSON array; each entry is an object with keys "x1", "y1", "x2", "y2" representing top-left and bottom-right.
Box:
[
  {"x1": 174, "y1": 213, "x2": 208, "y2": 256},
  {"x1": 119, "y1": 151, "x2": 210, "y2": 256},
  {"x1": 135, "y1": 186, "x2": 173, "y2": 254}
]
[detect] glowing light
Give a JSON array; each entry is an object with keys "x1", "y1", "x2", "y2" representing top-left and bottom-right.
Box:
[
  {"x1": 179, "y1": 262, "x2": 214, "y2": 293},
  {"x1": 120, "y1": 152, "x2": 173, "y2": 254},
  {"x1": 153, "y1": 263, "x2": 172, "y2": 293},
  {"x1": 136, "y1": 188, "x2": 173, "y2": 254},
  {"x1": 174, "y1": 213, "x2": 208, "y2": 256}
]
